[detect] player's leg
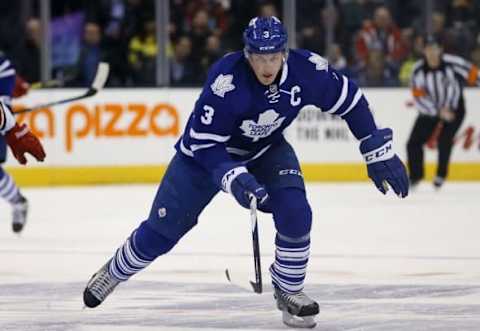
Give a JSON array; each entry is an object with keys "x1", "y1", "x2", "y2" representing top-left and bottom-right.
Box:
[
  {"x1": 0, "y1": 137, "x2": 28, "y2": 233},
  {"x1": 83, "y1": 153, "x2": 219, "y2": 308},
  {"x1": 406, "y1": 115, "x2": 438, "y2": 185},
  {"x1": 436, "y1": 101, "x2": 466, "y2": 188},
  {"x1": 250, "y1": 138, "x2": 318, "y2": 327}
]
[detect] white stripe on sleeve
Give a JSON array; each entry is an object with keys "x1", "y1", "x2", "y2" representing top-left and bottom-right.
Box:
[{"x1": 325, "y1": 75, "x2": 348, "y2": 114}]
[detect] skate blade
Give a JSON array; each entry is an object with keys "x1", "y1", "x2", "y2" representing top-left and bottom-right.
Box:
[{"x1": 282, "y1": 311, "x2": 316, "y2": 328}]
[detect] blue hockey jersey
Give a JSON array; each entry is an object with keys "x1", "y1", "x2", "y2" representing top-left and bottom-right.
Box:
[
  {"x1": 0, "y1": 54, "x2": 16, "y2": 106},
  {"x1": 0, "y1": 54, "x2": 17, "y2": 133},
  {"x1": 175, "y1": 49, "x2": 377, "y2": 174}
]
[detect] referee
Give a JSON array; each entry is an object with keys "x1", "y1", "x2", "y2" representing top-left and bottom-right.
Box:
[{"x1": 407, "y1": 35, "x2": 479, "y2": 189}]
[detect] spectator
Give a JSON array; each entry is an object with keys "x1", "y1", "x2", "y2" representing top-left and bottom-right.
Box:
[
  {"x1": 298, "y1": 3, "x2": 347, "y2": 58},
  {"x1": 74, "y1": 22, "x2": 104, "y2": 86},
  {"x1": 188, "y1": 9, "x2": 213, "y2": 69},
  {"x1": 101, "y1": 1, "x2": 130, "y2": 86},
  {"x1": 11, "y1": 18, "x2": 42, "y2": 82},
  {"x1": 399, "y1": 32, "x2": 424, "y2": 86},
  {"x1": 201, "y1": 35, "x2": 223, "y2": 74},
  {"x1": 357, "y1": 49, "x2": 399, "y2": 87},
  {"x1": 355, "y1": 5, "x2": 407, "y2": 71},
  {"x1": 326, "y1": 43, "x2": 356, "y2": 80},
  {"x1": 128, "y1": 16, "x2": 157, "y2": 86},
  {"x1": 259, "y1": 2, "x2": 279, "y2": 17},
  {"x1": 170, "y1": 35, "x2": 198, "y2": 87}
]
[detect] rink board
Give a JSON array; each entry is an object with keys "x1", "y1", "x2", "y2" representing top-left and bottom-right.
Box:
[{"x1": 6, "y1": 88, "x2": 480, "y2": 186}]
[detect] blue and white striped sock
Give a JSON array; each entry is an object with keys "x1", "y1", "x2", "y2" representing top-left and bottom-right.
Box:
[
  {"x1": 270, "y1": 233, "x2": 310, "y2": 294},
  {"x1": 0, "y1": 171, "x2": 21, "y2": 204},
  {"x1": 109, "y1": 230, "x2": 154, "y2": 281}
]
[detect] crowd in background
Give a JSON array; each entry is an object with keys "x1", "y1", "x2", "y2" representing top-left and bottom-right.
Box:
[{"x1": 1, "y1": 0, "x2": 480, "y2": 87}]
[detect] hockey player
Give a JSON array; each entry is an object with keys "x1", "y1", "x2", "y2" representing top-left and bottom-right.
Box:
[
  {"x1": 83, "y1": 17, "x2": 408, "y2": 328},
  {"x1": 0, "y1": 52, "x2": 46, "y2": 232}
]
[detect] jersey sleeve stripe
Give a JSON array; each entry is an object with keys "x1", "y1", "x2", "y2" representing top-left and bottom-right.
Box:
[
  {"x1": 190, "y1": 143, "x2": 217, "y2": 152},
  {"x1": 325, "y1": 75, "x2": 348, "y2": 114},
  {"x1": 452, "y1": 65, "x2": 469, "y2": 80},
  {"x1": 338, "y1": 88, "x2": 362, "y2": 117},
  {"x1": 0, "y1": 60, "x2": 11, "y2": 73},
  {"x1": 189, "y1": 128, "x2": 231, "y2": 142},
  {"x1": 414, "y1": 99, "x2": 436, "y2": 115},
  {"x1": 0, "y1": 69, "x2": 15, "y2": 79},
  {"x1": 179, "y1": 138, "x2": 194, "y2": 157}
]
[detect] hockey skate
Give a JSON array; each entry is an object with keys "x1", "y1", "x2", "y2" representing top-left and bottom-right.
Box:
[
  {"x1": 12, "y1": 195, "x2": 28, "y2": 233},
  {"x1": 83, "y1": 261, "x2": 120, "y2": 308},
  {"x1": 433, "y1": 176, "x2": 445, "y2": 190},
  {"x1": 274, "y1": 286, "x2": 319, "y2": 328}
]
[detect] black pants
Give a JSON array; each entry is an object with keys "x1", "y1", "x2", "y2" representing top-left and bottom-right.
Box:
[{"x1": 406, "y1": 99, "x2": 465, "y2": 182}]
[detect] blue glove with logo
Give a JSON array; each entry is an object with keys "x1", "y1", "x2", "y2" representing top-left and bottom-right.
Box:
[
  {"x1": 213, "y1": 164, "x2": 269, "y2": 209},
  {"x1": 360, "y1": 128, "x2": 409, "y2": 198}
]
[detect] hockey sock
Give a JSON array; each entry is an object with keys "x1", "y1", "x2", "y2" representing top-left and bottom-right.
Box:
[
  {"x1": 270, "y1": 233, "x2": 310, "y2": 294},
  {"x1": 109, "y1": 221, "x2": 176, "y2": 281},
  {"x1": 0, "y1": 168, "x2": 22, "y2": 204}
]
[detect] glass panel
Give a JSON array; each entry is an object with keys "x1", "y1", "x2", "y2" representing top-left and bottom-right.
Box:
[
  {"x1": 295, "y1": 0, "x2": 427, "y2": 87},
  {"x1": 169, "y1": 0, "x2": 283, "y2": 87},
  {"x1": 1, "y1": 1, "x2": 42, "y2": 84},
  {"x1": 8, "y1": 1, "x2": 480, "y2": 88},
  {"x1": 47, "y1": 0, "x2": 156, "y2": 87}
]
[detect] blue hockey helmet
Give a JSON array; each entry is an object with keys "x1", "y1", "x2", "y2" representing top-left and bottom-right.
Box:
[{"x1": 243, "y1": 16, "x2": 288, "y2": 54}]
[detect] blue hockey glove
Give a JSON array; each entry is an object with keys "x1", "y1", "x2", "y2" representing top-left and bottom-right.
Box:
[
  {"x1": 360, "y1": 128, "x2": 409, "y2": 198},
  {"x1": 213, "y1": 164, "x2": 269, "y2": 209}
]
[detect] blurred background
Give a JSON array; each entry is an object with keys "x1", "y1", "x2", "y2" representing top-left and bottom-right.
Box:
[
  {"x1": 3, "y1": 0, "x2": 480, "y2": 88},
  {"x1": 2, "y1": 0, "x2": 479, "y2": 186}
]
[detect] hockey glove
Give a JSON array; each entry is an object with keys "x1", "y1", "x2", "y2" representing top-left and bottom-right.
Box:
[
  {"x1": 6, "y1": 123, "x2": 46, "y2": 165},
  {"x1": 213, "y1": 164, "x2": 269, "y2": 209},
  {"x1": 12, "y1": 75, "x2": 30, "y2": 98},
  {"x1": 360, "y1": 128, "x2": 409, "y2": 198}
]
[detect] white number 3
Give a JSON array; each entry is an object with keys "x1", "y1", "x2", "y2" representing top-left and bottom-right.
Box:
[{"x1": 201, "y1": 105, "x2": 215, "y2": 125}]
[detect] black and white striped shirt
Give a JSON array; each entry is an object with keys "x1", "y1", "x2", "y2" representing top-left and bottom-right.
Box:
[{"x1": 410, "y1": 54, "x2": 480, "y2": 116}]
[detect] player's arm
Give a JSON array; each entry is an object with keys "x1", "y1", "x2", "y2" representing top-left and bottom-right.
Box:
[
  {"x1": 444, "y1": 54, "x2": 480, "y2": 86},
  {"x1": 314, "y1": 66, "x2": 409, "y2": 197},
  {"x1": 0, "y1": 59, "x2": 45, "y2": 164},
  {"x1": 187, "y1": 88, "x2": 268, "y2": 208}
]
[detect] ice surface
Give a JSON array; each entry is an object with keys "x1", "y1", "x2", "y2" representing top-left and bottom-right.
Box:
[{"x1": 1, "y1": 182, "x2": 479, "y2": 330}]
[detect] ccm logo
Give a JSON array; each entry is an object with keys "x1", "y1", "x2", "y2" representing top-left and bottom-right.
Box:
[
  {"x1": 365, "y1": 143, "x2": 392, "y2": 162},
  {"x1": 279, "y1": 169, "x2": 303, "y2": 177}
]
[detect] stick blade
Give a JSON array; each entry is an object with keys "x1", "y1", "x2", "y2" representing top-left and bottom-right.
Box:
[
  {"x1": 225, "y1": 268, "x2": 262, "y2": 294},
  {"x1": 249, "y1": 280, "x2": 263, "y2": 294},
  {"x1": 91, "y1": 62, "x2": 110, "y2": 91}
]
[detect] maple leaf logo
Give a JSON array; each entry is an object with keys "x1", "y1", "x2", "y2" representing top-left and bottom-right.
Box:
[
  {"x1": 240, "y1": 109, "x2": 286, "y2": 142},
  {"x1": 210, "y1": 74, "x2": 235, "y2": 98},
  {"x1": 308, "y1": 53, "x2": 328, "y2": 71}
]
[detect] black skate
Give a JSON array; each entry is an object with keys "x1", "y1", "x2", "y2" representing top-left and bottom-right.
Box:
[
  {"x1": 433, "y1": 176, "x2": 444, "y2": 190},
  {"x1": 274, "y1": 286, "x2": 319, "y2": 328},
  {"x1": 12, "y1": 195, "x2": 28, "y2": 233},
  {"x1": 83, "y1": 261, "x2": 120, "y2": 308}
]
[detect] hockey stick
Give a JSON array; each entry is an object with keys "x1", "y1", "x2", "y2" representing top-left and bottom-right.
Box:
[
  {"x1": 30, "y1": 79, "x2": 63, "y2": 89},
  {"x1": 14, "y1": 62, "x2": 110, "y2": 115},
  {"x1": 225, "y1": 194, "x2": 263, "y2": 294}
]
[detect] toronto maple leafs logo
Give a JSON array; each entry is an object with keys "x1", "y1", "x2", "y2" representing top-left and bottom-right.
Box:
[
  {"x1": 240, "y1": 109, "x2": 286, "y2": 142},
  {"x1": 308, "y1": 53, "x2": 328, "y2": 71},
  {"x1": 210, "y1": 74, "x2": 235, "y2": 98}
]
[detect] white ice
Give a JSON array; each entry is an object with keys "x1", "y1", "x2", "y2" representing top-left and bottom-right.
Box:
[{"x1": 1, "y1": 182, "x2": 480, "y2": 331}]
